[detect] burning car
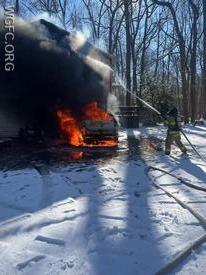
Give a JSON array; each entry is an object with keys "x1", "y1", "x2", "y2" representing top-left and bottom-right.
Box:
[
  {"x1": 57, "y1": 101, "x2": 118, "y2": 147},
  {"x1": 83, "y1": 119, "x2": 118, "y2": 146}
]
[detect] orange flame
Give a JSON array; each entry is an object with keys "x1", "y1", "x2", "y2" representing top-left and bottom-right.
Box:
[
  {"x1": 83, "y1": 101, "x2": 112, "y2": 121},
  {"x1": 57, "y1": 101, "x2": 117, "y2": 147},
  {"x1": 57, "y1": 110, "x2": 84, "y2": 146}
]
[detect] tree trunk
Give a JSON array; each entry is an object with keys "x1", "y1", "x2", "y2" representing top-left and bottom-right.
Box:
[
  {"x1": 189, "y1": 0, "x2": 198, "y2": 123},
  {"x1": 15, "y1": 0, "x2": 19, "y2": 15},
  {"x1": 154, "y1": 25, "x2": 161, "y2": 78},
  {"x1": 123, "y1": 0, "x2": 132, "y2": 106},
  {"x1": 139, "y1": 2, "x2": 149, "y2": 98},
  {"x1": 131, "y1": 42, "x2": 138, "y2": 101},
  {"x1": 203, "y1": 0, "x2": 206, "y2": 118}
]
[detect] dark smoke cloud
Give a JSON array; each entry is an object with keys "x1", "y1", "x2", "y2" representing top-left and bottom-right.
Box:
[{"x1": 0, "y1": 18, "x2": 112, "y2": 135}]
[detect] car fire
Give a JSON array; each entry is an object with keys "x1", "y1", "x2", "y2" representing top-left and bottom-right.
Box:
[{"x1": 57, "y1": 101, "x2": 118, "y2": 147}]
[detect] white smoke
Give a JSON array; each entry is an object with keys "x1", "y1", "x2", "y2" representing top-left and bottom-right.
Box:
[
  {"x1": 67, "y1": 31, "x2": 87, "y2": 52},
  {"x1": 107, "y1": 93, "x2": 120, "y2": 125}
]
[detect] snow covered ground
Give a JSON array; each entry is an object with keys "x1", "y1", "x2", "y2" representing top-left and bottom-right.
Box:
[{"x1": 0, "y1": 124, "x2": 206, "y2": 274}]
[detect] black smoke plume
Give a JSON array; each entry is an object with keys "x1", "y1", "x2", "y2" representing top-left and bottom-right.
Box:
[{"x1": 0, "y1": 18, "x2": 112, "y2": 136}]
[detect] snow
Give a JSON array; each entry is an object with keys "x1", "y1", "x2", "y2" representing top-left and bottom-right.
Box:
[{"x1": 0, "y1": 124, "x2": 206, "y2": 274}]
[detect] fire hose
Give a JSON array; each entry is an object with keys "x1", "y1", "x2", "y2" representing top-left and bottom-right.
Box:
[
  {"x1": 124, "y1": 87, "x2": 206, "y2": 163},
  {"x1": 180, "y1": 130, "x2": 206, "y2": 162}
]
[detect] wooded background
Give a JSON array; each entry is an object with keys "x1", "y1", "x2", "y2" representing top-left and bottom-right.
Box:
[{"x1": 1, "y1": 0, "x2": 206, "y2": 122}]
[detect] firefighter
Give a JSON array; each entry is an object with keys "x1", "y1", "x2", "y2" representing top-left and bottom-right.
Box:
[{"x1": 162, "y1": 107, "x2": 187, "y2": 155}]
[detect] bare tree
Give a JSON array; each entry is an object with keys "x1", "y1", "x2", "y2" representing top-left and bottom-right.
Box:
[
  {"x1": 104, "y1": 0, "x2": 124, "y2": 54},
  {"x1": 27, "y1": 0, "x2": 58, "y2": 17},
  {"x1": 139, "y1": 0, "x2": 157, "y2": 97},
  {"x1": 152, "y1": 0, "x2": 189, "y2": 122},
  {"x1": 130, "y1": 0, "x2": 143, "y2": 97},
  {"x1": 188, "y1": 0, "x2": 199, "y2": 122},
  {"x1": 55, "y1": 0, "x2": 70, "y2": 29},
  {"x1": 82, "y1": 0, "x2": 108, "y2": 41}
]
